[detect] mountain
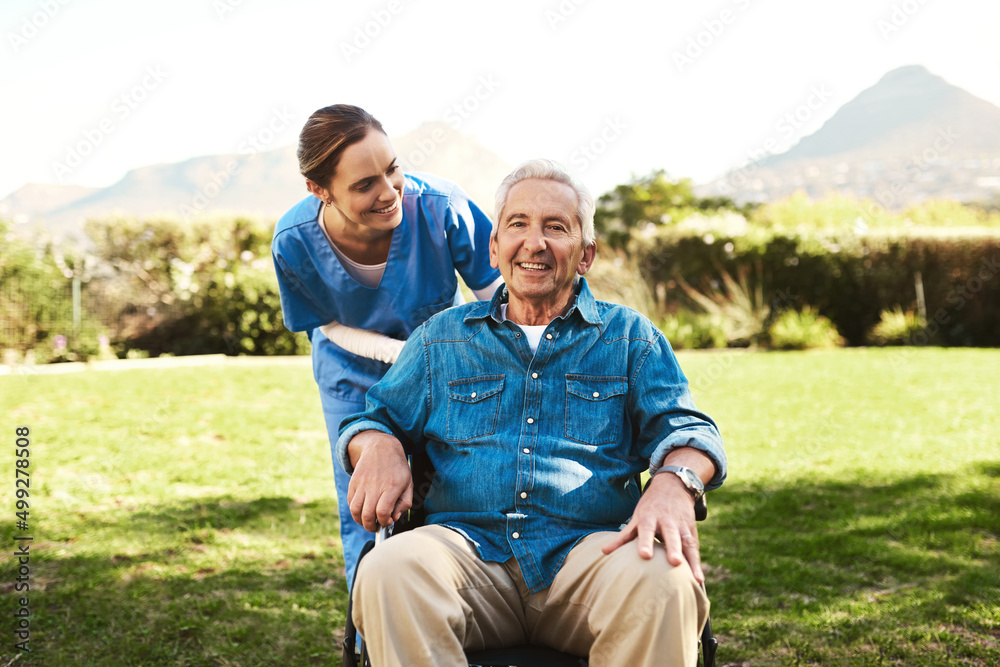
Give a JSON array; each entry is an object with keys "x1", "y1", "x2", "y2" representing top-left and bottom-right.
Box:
[
  {"x1": 0, "y1": 183, "x2": 100, "y2": 225},
  {"x1": 700, "y1": 65, "x2": 1000, "y2": 207},
  {"x1": 2, "y1": 123, "x2": 512, "y2": 240},
  {"x1": 393, "y1": 122, "x2": 512, "y2": 209}
]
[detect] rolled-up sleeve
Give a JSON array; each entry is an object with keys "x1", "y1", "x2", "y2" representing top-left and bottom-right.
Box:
[{"x1": 630, "y1": 331, "x2": 727, "y2": 490}]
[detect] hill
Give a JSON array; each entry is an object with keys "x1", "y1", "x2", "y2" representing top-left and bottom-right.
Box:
[
  {"x1": 2, "y1": 123, "x2": 511, "y2": 240},
  {"x1": 701, "y1": 65, "x2": 1000, "y2": 207}
]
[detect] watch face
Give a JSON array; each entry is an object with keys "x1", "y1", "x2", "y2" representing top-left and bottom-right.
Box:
[
  {"x1": 663, "y1": 465, "x2": 704, "y2": 498},
  {"x1": 681, "y1": 468, "x2": 702, "y2": 489}
]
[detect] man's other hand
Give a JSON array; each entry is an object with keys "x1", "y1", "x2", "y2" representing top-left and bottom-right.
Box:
[
  {"x1": 346, "y1": 430, "x2": 413, "y2": 532},
  {"x1": 601, "y1": 448, "x2": 715, "y2": 582}
]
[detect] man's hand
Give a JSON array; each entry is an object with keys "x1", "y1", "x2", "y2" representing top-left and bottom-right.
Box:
[
  {"x1": 346, "y1": 430, "x2": 413, "y2": 532},
  {"x1": 602, "y1": 448, "x2": 715, "y2": 582},
  {"x1": 601, "y1": 472, "x2": 705, "y2": 580}
]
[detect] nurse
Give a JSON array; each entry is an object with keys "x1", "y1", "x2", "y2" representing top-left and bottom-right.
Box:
[{"x1": 271, "y1": 105, "x2": 502, "y2": 588}]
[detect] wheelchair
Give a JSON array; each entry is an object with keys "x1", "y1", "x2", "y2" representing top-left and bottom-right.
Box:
[{"x1": 342, "y1": 454, "x2": 718, "y2": 667}]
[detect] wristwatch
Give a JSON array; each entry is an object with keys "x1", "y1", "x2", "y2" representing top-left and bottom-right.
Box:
[{"x1": 659, "y1": 465, "x2": 705, "y2": 502}]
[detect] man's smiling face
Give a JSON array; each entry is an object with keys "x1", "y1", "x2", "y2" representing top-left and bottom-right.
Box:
[{"x1": 490, "y1": 178, "x2": 595, "y2": 315}]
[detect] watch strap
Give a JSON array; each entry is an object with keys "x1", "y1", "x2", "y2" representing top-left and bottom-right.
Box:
[{"x1": 660, "y1": 465, "x2": 706, "y2": 502}]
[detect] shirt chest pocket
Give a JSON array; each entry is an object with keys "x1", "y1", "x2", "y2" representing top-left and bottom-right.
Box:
[
  {"x1": 446, "y1": 375, "x2": 505, "y2": 442},
  {"x1": 565, "y1": 375, "x2": 627, "y2": 446}
]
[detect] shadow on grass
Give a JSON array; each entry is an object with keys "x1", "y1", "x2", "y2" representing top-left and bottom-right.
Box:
[
  {"x1": 127, "y1": 495, "x2": 325, "y2": 535},
  {"x1": 702, "y1": 462, "x2": 1000, "y2": 665},
  {"x1": 4, "y1": 467, "x2": 998, "y2": 667},
  {"x1": 0, "y1": 496, "x2": 350, "y2": 667}
]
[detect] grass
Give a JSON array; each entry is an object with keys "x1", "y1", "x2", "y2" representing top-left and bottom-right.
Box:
[
  {"x1": 1, "y1": 348, "x2": 998, "y2": 666},
  {"x1": 683, "y1": 348, "x2": 1000, "y2": 666},
  {"x1": 1, "y1": 360, "x2": 344, "y2": 666}
]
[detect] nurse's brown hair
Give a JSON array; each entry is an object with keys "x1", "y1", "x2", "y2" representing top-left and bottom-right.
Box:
[{"x1": 298, "y1": 104, "x2": 386, "y2": 188}]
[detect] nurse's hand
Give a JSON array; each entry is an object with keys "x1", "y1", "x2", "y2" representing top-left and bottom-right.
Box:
[{"x1": 346, "y1": 430, "x2": 413, "y2": 532}]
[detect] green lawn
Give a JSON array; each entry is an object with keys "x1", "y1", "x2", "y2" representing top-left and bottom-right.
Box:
[{"x1": 1, "y1": 348, "x2": 998, "y2": 666}]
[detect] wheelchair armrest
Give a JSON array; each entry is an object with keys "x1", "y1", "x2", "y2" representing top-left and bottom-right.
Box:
[{"x1": 695, "y1": 494, "x2": 707, "y2": 522}]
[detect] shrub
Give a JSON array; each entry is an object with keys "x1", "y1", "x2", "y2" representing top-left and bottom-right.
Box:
[
  {"x1": 586, "y1": 248, "x2": 659, "y2": 319},
  {"x1": 867, "y1": 307, "x2": 926, "y2": 346},
  {"x1": 659, "y1": 310, "x2": 728, "y2": 350},
  {"x1": 674, "y1": 263, "x2": 771, "y2": 347},
  {"x1": 767, "y1": 307, "x2": 844, "y2": 350},
  {"x1": 84, "y1": 215, "x2": 310, "y2": 357},
  {"x1": 125, "y1": 258, "x2": 310, "y2": 357}
]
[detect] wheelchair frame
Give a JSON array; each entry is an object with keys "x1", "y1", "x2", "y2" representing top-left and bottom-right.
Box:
[{"x1": 342, "y1": 456, "x2": 718, "y2": 667}]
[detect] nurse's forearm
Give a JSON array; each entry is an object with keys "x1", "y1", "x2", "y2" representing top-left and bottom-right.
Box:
[
  {"x1": 472, "y1": 276, "x2": 504, "y2": 301},
  {"x1": 319, "y1": 321, "x2": 406, "y2": 364}
]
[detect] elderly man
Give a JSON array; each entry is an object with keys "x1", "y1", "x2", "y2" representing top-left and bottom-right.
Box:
[{"x1": 337, "y1": 159, "x2": 727, "y2": 666}]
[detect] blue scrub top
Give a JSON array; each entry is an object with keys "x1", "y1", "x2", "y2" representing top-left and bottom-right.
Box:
[{"x1": 272, "y1": 172, "x2": 501, "y2": 404}]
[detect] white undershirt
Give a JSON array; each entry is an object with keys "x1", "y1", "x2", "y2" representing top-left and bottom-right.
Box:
[
  {"x1": 318, "y1": 202, "x2": 386, "y2": 288},
  {"x1": 501, "y1": 304, "x2": 548, "y2": 353}
]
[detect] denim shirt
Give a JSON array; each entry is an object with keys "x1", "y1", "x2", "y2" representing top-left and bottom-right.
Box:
[{"x1": 337, "y1": 278, "x2": 727, "y2": 593}]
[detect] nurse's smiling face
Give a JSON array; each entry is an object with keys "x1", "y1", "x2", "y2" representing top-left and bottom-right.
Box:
[{"x1": 310, "y1": 129, "x2": 405, "y2": 233}]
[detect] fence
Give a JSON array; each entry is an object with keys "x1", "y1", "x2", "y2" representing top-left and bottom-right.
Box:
[{"x1": 0, "y1": 271, "x2": 166, "y2": 364}]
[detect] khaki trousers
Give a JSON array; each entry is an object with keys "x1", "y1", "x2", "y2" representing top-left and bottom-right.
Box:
[{"x1": 353, "y1": 524, "x2": 709, "y2": 667}]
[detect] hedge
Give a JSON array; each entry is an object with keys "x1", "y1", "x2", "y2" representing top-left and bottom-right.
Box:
[
  {"x1": 82, "y1": 215, "x2": 309, "y2": 358},
  {"x1": 9, "y1": 214, "x2": 997, "y2": 361},
  {"x1": 634, "y1": 225, "x2": 1000, "y2": 347}
]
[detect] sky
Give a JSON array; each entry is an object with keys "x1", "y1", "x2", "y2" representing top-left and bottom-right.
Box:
[{"x1": 2, "y1": 0, "x2": 999, "y2": 203}]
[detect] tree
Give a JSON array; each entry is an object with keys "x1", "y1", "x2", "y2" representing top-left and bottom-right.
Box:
[{"x1": 594, "y1": 170, "x2": 747, "y2": 249}]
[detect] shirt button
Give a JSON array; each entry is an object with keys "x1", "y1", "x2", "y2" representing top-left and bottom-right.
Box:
[
  {"x1": 593, "y1": 391, "x2": 600, "y2": 398},
  {"x1": 471, "y1": 392, "x2": 477, "y2": 398},
  {"x1": 512, "y1": 532, "x2": 520, "y2": 539},
  {"x1": 526, "y1": 418, "x2": 534, "y2": 424},
  {"x1": 523, "y1": 448, "x2": 530, "y2": 454},
  {"x1": 545, "y1": 333, "x2": 553, "y2": 340},
  {"x1": 515, "y1": 332, "x2": 522, "y2": 338},
  {"x1": 531, "y1": 372, "x2": 538, "y2": 379},
  {"x1": 520, "y1": 492, "x2": 527, "y2": 499}
]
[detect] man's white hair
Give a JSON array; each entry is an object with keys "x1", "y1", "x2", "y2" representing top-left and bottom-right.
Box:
[{"x1": 493, "y1": 158, "x2": 596, "y2": 247}]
